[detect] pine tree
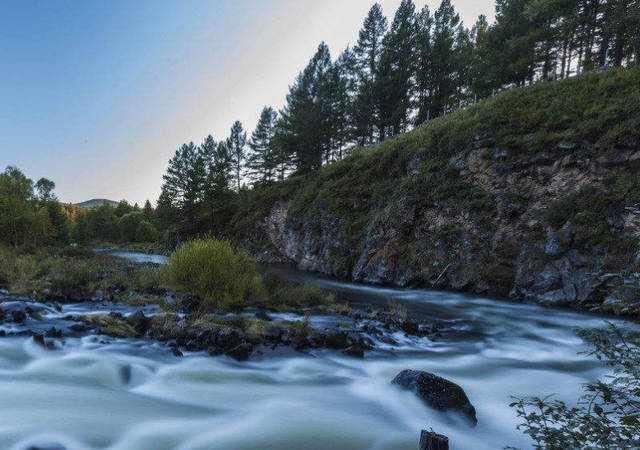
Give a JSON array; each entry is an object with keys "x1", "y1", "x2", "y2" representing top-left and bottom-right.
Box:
[
  {"x1": 427, "y1": 0, "x2": 463, "y2": 118},
  {"x1": 276, "y1": 42, "x2": 334, "y2": 174},
  {"x1": 200, "y1": 135, "x2": 234, "y2": 233},
  {"x1": 351, "y1": 3, "x2": 388, "y2": 145},
  {"x1": 246, "y1": 107, "x2": 278, "y2": 184},
  {"x1": 227, "y1": 121, "x2": 246, "y2": 191},
  {"x1": 376, "y1": 0, "x2": 417, "y2": 139},
  {"x1": 160, "y1": 142, "x2": 205, "y2": 236},
  {"x1": 468, "y1": 14, "x2": 497, "y2": 100},
  {"x1": 321, "y1": 52, "x2": 353, "y2": 161},
  {"x1": 142, "y1": 199, "x2": 154, "y2": 222},
  {"x1": 415, "y1": 5, "x2": 434, "y2": 125}
]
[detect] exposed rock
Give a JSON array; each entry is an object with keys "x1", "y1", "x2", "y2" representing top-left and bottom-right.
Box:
[
  {"x1": 419, "y1": 430, "x2": 449, "y2": 450},
  {"x1": 127, "y1": 310, "x2": 150, "y2": 336},
  {"x1": 225, "y1": 342, "x2": 254, "y2": 361},
  {"x1": 342, "y1": 343, "x2": 366, "y2": 358},
  {"x1": 32, "y1": 334, "x2": 55, "y2": 350},
  {"x1": 26, "y1": 444, "x2": 67, "y2": 450},
  {"x1": 119, "y1": 364, "x2": 132, "y2": 384},
  {"x1": 235, "y1": 129, "x2": 640, "y2": 318},
  {"x1": 392, "y1": 369, "x2": 477, "y2": 426},
  {"x1": 12, "y1": 309, "x2": 27, "y2": 324}
]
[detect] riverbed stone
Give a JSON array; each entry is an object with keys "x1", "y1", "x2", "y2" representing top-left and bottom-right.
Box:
[
  {"x1": 419, "y1": 430, "x2": 449, "y2": 450},
  {"x1": 392, "y1": 369, "x2": 477, "y2": 426}
]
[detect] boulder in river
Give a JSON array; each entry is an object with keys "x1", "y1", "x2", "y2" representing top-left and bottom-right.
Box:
[
  {"x1": 392, "y1": 369, "x2": 477, "y2": 426},
  {"x1": 419, "y1": 430, "x2": 449, "y2": 450}
]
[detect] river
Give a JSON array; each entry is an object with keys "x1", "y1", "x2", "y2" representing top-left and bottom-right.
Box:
[{"x1": 0, "y1": 251, "x2": 632, "y2": 450}]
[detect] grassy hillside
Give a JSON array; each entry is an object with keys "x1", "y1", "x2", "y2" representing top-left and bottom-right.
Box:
[{"x1": 225, "y1": 68, "x2": 640, "y2": 314}]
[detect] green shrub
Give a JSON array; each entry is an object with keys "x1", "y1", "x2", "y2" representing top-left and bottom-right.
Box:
[{"x1": 161, "y1": 238, "x2": 263, "y2": 311}]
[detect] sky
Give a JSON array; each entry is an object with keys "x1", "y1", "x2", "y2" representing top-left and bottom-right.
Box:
[{"x1": 0, "y1": 0, "x2": 494, "y2": 205}]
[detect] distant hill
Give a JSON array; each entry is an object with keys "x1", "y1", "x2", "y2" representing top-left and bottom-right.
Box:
[{"x1": 75, "y1": 199, "x2": 119, "y2": 209}]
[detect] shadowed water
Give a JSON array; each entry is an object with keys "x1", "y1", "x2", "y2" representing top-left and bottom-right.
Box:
[{"x1": 0, "y1": 252, "x2": 634, "y2": 450}]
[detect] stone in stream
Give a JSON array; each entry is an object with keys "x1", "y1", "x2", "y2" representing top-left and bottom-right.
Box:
[
  {"x1": 225, "y1": 342, "x2": 254, "y2": 361},
  {"x1": 392, "y1": 369, "x2": 477, "y2": 426},
  {"x1": 32, "y1": 334, "x2": 55, "y2": 350},
  {"x1": 26, "y1": 444, "x2": 67, "y2": 450},
  {"x1": 342, "y1": 343, "x2": 366, "y2": 358},
  {"x1": 419, "y1": 430, "x2": 449, "y2": 450}
]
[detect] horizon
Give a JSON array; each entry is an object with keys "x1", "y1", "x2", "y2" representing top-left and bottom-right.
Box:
[{"x1": 1, "y1": 0, "x2": 494, "y2": 205}]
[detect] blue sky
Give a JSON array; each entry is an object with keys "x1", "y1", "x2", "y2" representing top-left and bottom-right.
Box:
[{"x1": 0, "y1": 0, "x2": 494, "y2": 205}]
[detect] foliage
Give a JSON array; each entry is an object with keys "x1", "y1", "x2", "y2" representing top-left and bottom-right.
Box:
[
  {"x1": 509, "y1": 324, "x2": 640, "y2": 449},
  {"x1": 261, "y1": 274, "x2": 336, "y2": 310},
  {"x1": 160, "y1": 238, "x2": 263, "y2": 311},
  {"x1": 0, "y1": 244, "x2": 162, "y2": 300}
]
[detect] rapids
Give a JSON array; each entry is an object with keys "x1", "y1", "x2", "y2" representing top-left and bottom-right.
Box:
[{"x1": 0, "y1": 251, "x2": 633, "y2": 450}]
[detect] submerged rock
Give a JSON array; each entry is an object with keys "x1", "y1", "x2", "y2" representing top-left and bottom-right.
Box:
[
  {"x1": 392, "y1": 369, "x2": 477, "y2": 426},
  {"x1": 32, "y1": 334, "x2": 55, "y2": 350}
]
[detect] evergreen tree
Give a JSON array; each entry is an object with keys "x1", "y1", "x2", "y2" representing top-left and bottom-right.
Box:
[
  {"x1": 276, "y1": 42, "x2": 334, "y2": 173},
  {"x1": 227, "y1": 121, "x2": 247, "y2": 191},
  {"x1": 492, "y1": 0, "x2": 538, "y2": 86},
  {"x1": 415, "y1": 5, "x2": 434, "y2": 125},
  {"x1": 322, "y1": 52, "x2": 353, "y2": 161},
  {"x1": 376, "y1": 0, "x2": 417, "y2": 139},
  {"x1": 351, "y1": 3, "x2": 388, "y2": 144},
  {"x1": 468, "y1": 14, "x2": 497, "y2": 100},
  {"x1": 142, "y1": 199, "x2": 154, "y2": 222},
  {"x1": 246, "y1": 107, "x2": 278, "y2": 184},
  {"x1": 160, "y1": 142, "x2": 206, "y2": 236},
  {"x1": 427, "y1": 0, "x2": 464, "y2": 118}
]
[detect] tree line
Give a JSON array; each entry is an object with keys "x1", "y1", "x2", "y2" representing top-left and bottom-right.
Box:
[
  {"x1": 155, "y1": 0, "x2": 638, "y2": 241},
  {"x1": 0, "y1": 166, "x2": 158, "y2": 248}
]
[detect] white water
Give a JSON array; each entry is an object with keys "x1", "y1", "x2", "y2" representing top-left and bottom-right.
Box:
[{"x1": 0, "y1": 252, "x2": 634, "y2": 450}]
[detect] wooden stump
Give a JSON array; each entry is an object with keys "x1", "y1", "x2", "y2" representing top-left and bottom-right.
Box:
[{"x1": 419, "y1": 430, "x2": 449, "y2": 450}]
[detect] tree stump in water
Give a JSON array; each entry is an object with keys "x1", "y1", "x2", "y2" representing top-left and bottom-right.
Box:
[{"x1": 419, "y1": 430, "x2": 449, "y2": 450}]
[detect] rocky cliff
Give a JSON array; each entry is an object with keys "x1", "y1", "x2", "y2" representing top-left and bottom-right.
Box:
[{"x1": 231, "y1": 69, "x2": 640, "y2": 316}]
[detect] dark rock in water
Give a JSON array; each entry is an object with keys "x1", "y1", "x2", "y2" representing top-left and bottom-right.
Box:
[
  {"x1": 225, "y1": 342, "x2": 253, "y2": 361},
  {"x1": 392, "y1": 369, "x2": 477, "y2": 426},
  {"x1": 401, "y1": 320, "x2": 419, "y2": 335},
  {"x1": 323, "y1": 331, "x2": 349, "y2": 349},
  {"x1": 0, "y1": 306, "x2": 5, "y2": 322},
  {"x1": 70, "y1": 323, "x2": 89, "y2": 333},
  {"x1": 46, "y1": 327, "x2": 64, "y2": 338},
  {"x1": 120, "y1": 364, "x2": 132, "y2": 384},
  {"x1": 32, "y1": 334, "x2": 55, "y2": 350},
  {"x1": 127, "y1": 311, "x2": 150, "y2": 336},
  {"x1": 419, "y1": 430, "x2": 449, "y2": 450},
  {"x1": 255, "y1": 310, "x2": 271, "y2": 321},
  {"x1": 12, "y1": 309, "x2": 27, "y2": 324},
  {"x1": 342, "y1": 343, "x2": 366, "y2": 358},
  {"x1": 0, "y1": 330, "x2": 5, "y2": 337},
  {"x1": 170, "y1": 345, "x2": 183, "y2": 357},
  {"x1": 26, "y1": 444, "x2": 67, "y2": 450}
]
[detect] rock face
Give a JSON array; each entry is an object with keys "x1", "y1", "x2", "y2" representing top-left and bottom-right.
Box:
[
  {"x1": 237, "y1": 142, "x2": 640, "y2": 316},
  {"x1": 391, "y1": 369, "x2": 477, "y2": 426},
  {"x1": 227, "y1": 71, "x2": 640, "y2": 316}
]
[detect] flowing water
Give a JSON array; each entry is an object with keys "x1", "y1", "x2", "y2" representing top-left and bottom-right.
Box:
[{"x1": 0, "y1": 252, "x2": 634, "y2": 450}]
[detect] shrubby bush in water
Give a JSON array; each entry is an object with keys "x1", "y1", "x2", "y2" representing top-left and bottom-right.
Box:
[
  {"x1": 510, "y1": 324, "x2": 640, "y2": 449},
  {"x1": 161, "y1": 238, "x2": 263, "y2": 311}
]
